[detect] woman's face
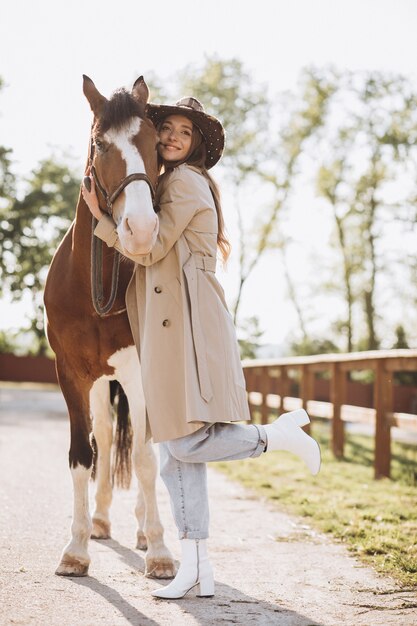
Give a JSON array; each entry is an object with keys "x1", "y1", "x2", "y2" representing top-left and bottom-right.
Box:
[{"x1": 158, "y1": 114, "x2": 193, "y2": 163}]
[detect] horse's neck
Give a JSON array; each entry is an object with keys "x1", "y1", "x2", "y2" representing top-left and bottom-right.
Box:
[
  {"x1": 62, "y1": 197, "x2": 95, "y2": 283},
  {"x1": 72, "y1": 196, "x2": 94, "y2": 251},
  {"x1": 71, "y1": 195, "x2": 120, "y2": 280}
]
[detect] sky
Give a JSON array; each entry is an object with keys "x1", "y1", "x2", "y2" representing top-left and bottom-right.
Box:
[{"x1": 1, "y1": 0, "x2": 417, "y2": 348}]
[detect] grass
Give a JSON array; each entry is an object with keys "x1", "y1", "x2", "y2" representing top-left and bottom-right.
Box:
[{"x1": 213, "y1": 421, "x2": 417, "y2": 587}]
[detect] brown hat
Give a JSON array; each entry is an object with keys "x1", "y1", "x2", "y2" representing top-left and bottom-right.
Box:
[{"x1": 146, "y1": 97, "x2": 225, "y2": 168}]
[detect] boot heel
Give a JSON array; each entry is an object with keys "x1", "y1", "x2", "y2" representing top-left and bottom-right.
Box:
[
  {"x1": 196, "y1": 574, "x2": 215, "y2": 597},
  {"x1": 289, "y1": 409, "x2": 310, "y2": 428}
]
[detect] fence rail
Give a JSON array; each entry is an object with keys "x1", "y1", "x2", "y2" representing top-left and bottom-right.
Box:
[
  {"x1": 242, "y1": 349, "x2": 417, "y2": 478},
  {"x1": 2, "y1": 350, "x2": 417, "y2": 478},
  {"x1": 0, "y1": 353, "x2": 57, "y2": 384}
]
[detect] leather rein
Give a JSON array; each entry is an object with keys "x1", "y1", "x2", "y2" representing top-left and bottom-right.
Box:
[{"x1": 88, "y1": 134, "x2": 156, "y2": 317}]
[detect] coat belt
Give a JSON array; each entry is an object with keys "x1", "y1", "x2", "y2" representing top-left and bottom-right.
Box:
[
  {"x1": 192, "y1": 253, "x2": 216, "y2": 272},
  {"x1": 183, "y1": 253, "x2": 215, "y2": 403}
]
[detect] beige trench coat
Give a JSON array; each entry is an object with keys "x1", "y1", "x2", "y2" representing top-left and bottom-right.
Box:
[{"x1": 94, "y1": 164, "x2": 250, "y2": 443}]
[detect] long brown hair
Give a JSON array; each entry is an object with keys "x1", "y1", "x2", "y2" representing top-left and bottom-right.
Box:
[{"x1": 157, "y1": 122, "x2": 231, "y2": 263}]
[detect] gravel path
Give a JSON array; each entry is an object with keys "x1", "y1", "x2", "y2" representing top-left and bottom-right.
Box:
[{"x1": 0, "y1": 386, "x2": 416, "y2": 626}]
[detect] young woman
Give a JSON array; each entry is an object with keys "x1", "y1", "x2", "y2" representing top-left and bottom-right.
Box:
[{"x1": 82, "y1": 97, "x2": 321, "y2": 600}]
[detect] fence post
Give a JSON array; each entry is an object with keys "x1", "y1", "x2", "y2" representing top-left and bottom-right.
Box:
[
  {"x1": 301, "y1": 364, "x2": 314, "y2": 433},
  {"x1": 331, "y1": 362, "x2": 345, "y2": 458},
  {"x1": 244, "y1": 366, "x2": 253, "y2": 420},
  {"x1": 260, "y1": 367, "x2": 270, "y2": 425},
  {"x1": 244, "y1": 366, "x2": 253, "y2": 392},
  {"x1": 279, "y1": 366, "x2": 290, "y2": 413},
  {"x1": 374, "y1": 359, "x2": 392, "y2": 479}
]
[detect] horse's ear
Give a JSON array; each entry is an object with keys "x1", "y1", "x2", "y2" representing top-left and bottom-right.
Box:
[
  {"x1": 132, "y1": 76, "x2": 149, "y2": 104},
  {"x1": 83, "y1": 75, "x2": 107, "y2": 116}
]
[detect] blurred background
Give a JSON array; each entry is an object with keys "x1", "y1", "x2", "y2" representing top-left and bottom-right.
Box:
[{"x1": 1, "y1": 0, "x2": 417, "y2": 359}]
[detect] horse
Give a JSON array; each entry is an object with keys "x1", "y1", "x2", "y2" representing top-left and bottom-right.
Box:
[{"x1": 44, "y1": 75, "x2": 175, "y2": 579}]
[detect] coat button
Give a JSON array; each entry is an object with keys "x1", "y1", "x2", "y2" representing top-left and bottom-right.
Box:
[
  {"x1": 154, "y1": 286, "x2": 162, "y2": 293},
  {"x1": 162, "y1": 319, "x2": 170, "y2": 327}
]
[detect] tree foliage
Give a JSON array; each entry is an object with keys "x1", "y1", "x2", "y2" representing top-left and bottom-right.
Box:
[
  {"x1": 0, "y1": 157, "x2": 80, "y2": 353},
  {"x1": 0, "y1": 78, "x2": 16, "y2": 209},
  {"x1": 179, "y1": 56, "x2": 270, "y2": 175},
  {"x1": 166, "y1": 60, "x2": 417, "y2": 355},
  {"x1": 315, "y1": 70, "x2": 417, "y2": 351},
  {"x1": 2, "y1": 64, "x2": 417, "y2": 357},
  {"x1": 237, "y1": 316, "x2": 264, "y2": 360},
  {"x1": 0, "y1": 146, "x2": 15, "y2": 202},
  {"x1": 177, "y1": 57, "x2": 271, "y2": 354},
  {"x1": 178, "y1": 60, "x2": 335, "y2": 355}
]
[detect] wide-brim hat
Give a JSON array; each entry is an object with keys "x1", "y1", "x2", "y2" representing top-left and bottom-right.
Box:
[{"x1": 146, "y1": 97, "x2": 225, "y2": 169}]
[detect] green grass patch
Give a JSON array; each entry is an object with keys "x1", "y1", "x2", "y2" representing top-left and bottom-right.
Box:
[{"x1": 212, "y1": 422, "x2": 417, "y2": 587}]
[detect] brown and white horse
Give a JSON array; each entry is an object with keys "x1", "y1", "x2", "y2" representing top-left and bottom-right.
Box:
[{"x1": 44, "y1": 76, "x2": 175, "y2": 578}]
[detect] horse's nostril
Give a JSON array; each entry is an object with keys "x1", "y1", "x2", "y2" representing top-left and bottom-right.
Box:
[{"x1": 124, "y1": 217, "x2": 133, "y2": 235}]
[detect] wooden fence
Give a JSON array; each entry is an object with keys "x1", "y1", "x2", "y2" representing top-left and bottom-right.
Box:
[
  {"x1": 242, "y1": 349, "x2": 417, "y2": 479},
  {"x1": 2, "y1": 350, "x2": 417, "y2": 478},
  {"x1": 0, "y1": 353, "x2": 57, "y2": 384}
]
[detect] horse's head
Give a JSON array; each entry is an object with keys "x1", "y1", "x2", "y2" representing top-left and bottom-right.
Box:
[{"x1": 83, "y1": 75, "x2": 159, "y2": 255}]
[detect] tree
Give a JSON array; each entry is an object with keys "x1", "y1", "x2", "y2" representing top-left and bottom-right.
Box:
[
  {"x1": 177, "y1": 57, "x2": 270, "y2": 353},
  {"x1": 0, "y1": 146, "x2": 15, "y2": 203},
  {"x1": 0, "y1": 77, "x2": 16, "y2": 228},
  {"x1": 178, "y1": 59, "x2": 334, "y2": 355},
  {"x1": 179, "y1": 56, "x2": 270, "y2": 176},
  {"x1": 243, "y1": 67, "x2": 336, "y2": 335},
  {"x1": 393, "y1": 325, "x2": 409, "y2": 349},
  {"x1": 0, "y1": 157, "x2": 80, "y2": 354},
  {"x1": 316, "y1": 70, "x2": 417, "y2": 351},
  {"x1": 237, "y1": 316, "x2": 264, "y2": 359}
]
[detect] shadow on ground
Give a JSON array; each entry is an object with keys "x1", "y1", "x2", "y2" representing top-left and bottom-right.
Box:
[{"x1": 69, "y1": 539, "x2": 323, "y2": 626}]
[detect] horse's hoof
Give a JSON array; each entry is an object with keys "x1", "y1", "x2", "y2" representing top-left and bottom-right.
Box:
[
  {"x1": 91, "y1": 518, "x2": 111, "y2": 539},
  {"x1": 136, "y1": 531, "x2": 148, "y2": 551},
  {"x1": 55, "y1": 556, "x2": 89, "y2": 577},
  {"x1": 145, "y1": 557, "x2": 176, "y2": 579}
]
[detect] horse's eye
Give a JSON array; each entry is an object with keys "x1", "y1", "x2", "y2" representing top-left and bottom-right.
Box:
[{"x1": 95, "y1": 139, "x2": 105, "y2": 152}]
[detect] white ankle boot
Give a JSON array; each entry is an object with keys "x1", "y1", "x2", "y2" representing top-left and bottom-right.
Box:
[
  {"x1": 264, "y1": 409, "x2": 321, "y2": 475},
  {"x1": 151, "y1": 538, "x2": 214, "y2": 599}
]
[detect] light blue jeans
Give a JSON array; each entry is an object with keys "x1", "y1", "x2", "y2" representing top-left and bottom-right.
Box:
[{"x1": 159, "y1": 422, "x2": 267, "y2": 539}]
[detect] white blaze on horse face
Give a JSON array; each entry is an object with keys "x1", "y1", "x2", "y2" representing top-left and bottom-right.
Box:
[{"x1": 104, "y1": 118, "x2": 158, "y2": 255}]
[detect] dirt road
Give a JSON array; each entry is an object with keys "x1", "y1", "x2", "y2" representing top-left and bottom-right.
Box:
[{"x1": 0, "y1": 386, "x2": 415, "y2": 625}]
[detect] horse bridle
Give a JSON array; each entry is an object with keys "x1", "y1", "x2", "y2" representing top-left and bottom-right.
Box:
[
  {"x1": 88, "y1": 132, "x2": 157, "y2": 317},
  {"x1": 89, "y1": 135, "x2": 156, "y2": 216}
]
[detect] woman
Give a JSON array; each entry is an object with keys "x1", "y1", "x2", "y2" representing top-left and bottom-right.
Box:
[{"x1": 82, "y1": 96, "x2": 321, "y2": 600}]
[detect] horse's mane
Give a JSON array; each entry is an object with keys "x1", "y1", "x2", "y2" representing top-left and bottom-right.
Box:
[{"x1": 97, "y1": 89, "x2": 146, "y2": 133}]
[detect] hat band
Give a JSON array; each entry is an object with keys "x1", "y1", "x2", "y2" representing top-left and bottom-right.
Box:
[{"x1": 177, "y1": 104, "x2": 204, "y2": 113}]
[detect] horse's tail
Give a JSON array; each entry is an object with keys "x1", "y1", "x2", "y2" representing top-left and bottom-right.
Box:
[
  {"x1": 110, "y1": 380, "x2": 133, "y2": 489},
  {"x1": 90, "y1": 433, "x2": 98, "y2": 481}
]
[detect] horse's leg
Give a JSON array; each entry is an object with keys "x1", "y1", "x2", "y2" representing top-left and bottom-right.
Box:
[
  {"x1": 114, "y1": 348, "x2": 175, "y2": 579},
  {"x1": 90, "y1": 378, "x2": 113, "y2": 539},
  {"x1": 131, "y1": 434, "x2": 176, "y2": 578},
  {"x1": 55, "y1": 368, "x2": 93, "y2": 576},
  {"x1": 135, "y1": 486, "x2": 148, "y2": 550}
]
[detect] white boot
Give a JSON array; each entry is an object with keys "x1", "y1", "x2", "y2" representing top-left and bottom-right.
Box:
[
  {"x1": 264, "y1": 409, "x2": 321, "y2": 475},
  {"x1": 151, "y1": 538, "x2": 214, "y2": 599}
]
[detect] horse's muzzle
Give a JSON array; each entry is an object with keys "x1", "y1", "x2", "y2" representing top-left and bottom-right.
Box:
[{"x1": 120, "y1": 214, "x2": 159, "y2": 256}]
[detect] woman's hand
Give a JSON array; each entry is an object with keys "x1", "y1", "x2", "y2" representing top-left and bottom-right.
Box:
[{"x1": 82, "y1": 173, "x2": 104, "y2": 221}]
